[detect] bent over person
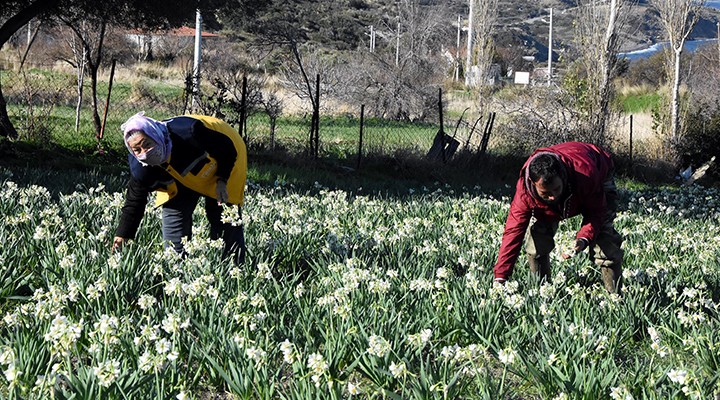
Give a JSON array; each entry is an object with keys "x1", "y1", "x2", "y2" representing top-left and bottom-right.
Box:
[
  {"x1": 493, "y1": 141, "x2": 623, "y2": 293},
  {"x1": 113, "y1": 112, "x2": 247, "y2": 264}
]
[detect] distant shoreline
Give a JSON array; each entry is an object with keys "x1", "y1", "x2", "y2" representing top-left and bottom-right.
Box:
[{"x1": 619, "y1": 38, "x2": 719, "y2": 60}]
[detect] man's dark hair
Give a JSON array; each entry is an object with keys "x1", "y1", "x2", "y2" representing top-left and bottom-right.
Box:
[{"x1": 528, "y1": 153, "x2": 565, "y2": 183}]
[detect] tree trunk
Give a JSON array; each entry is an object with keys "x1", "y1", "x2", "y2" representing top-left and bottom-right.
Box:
[
  {"x1": 75, "y1": 50, "x2": 86, "y2": 132},
  {"x1": 89, "y1": 64, "x2": 102, "y2": 137},
  {"x1": 670, "y1": 47, "x2": 682, "y2": 142},
  {"x1": 87, "y1": 22, "x2": 107, "y2": 138},
  {"x1": 0, "y1": 0, "x2": 60, "y2": 138},
  {"x1": 0, "y1": 80, "x2": 18, "y2": 138},
  {"x1": 594, "y1": 0, "x2": 620, "y2": 140}
]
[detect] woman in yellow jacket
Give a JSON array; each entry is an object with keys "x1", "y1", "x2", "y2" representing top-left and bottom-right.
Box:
[{"x1": 112, "y1": 112, "x2": 247, "y2": 264}]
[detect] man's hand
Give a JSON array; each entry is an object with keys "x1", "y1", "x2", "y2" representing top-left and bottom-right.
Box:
[
  {"x1": 574, "y1": 238, "x2": 589, "y2": 253},
  {"x1": 562, "y1": 238, "x2": 589, "y2": 259},
  {"x1": 216, "y1": 179, "x2": 229, "y2": 205},
  {"x1": 112, "y1": 236, "x2": 128, "y2": 252}
]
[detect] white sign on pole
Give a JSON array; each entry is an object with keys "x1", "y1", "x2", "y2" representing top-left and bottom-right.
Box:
[{"x1": 514, "y1": 71, "x2": 530, "y2": 85}]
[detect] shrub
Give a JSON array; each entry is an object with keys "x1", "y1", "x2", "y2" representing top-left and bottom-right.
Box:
[
  {"x1": 674, "y1": 101, "x2": 720, "y2": 183},
  {"x1": 617, "y1": 52, "x2": 667, "y2": 87}
]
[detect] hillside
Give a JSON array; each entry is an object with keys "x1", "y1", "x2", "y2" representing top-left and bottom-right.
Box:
[{"x1": 228, "y1": 0, "x2": 720, "y2": 63}]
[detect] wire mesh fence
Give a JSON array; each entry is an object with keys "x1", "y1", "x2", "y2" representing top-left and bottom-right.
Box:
[{"x1": 1, "y1": 61, "x2": 662, "y2": 173}]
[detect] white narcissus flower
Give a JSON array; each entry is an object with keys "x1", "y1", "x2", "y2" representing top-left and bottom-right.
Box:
[
  {"x1": 280, "y1": 339, "x2": 297, "y2": 364},
  {"x1": 0, "y1": 347, "x2": 14, "y2": 365},
  {"x1": 406, "y1": 329, "x2": 432, "y2": 348},
  {"x1": 92, "y1": 359, "x2": 120, "y2": 387},
  {"x1": 4, "y1": 363, "x2": 21, "y2": 383},
  {"x1": 647, "y1": 326, "x2": 660, "y2": 342},
  {"x1": 347, "y1": 381, "x2": 360, "y2": 395},
  {"x1": 436, "y1": 267, "x2": 449, "y2": 279},
  {"x1": 138, "y1": 294, "x2": 157, "y2": 310},
  {"x1": 293, "y1": 283, "x2": 305, "y2": 298},
  {"x1": 498, "y1": 348, "x2": 517, "y2": 365},
  {"x1": 307, "y1": 353, "x2": 328, "y2": 374},
  {"x1": 138, "y1": 351, "x2": 154, "y2": 372},
  {"x1": 155, "y1": 338, "x2": 171, "y2": 354},
  {"x1": 44, "y1": 315, "x2": 83, "y2": 356},
  {"x1": 257, "y1": 263, "x2": 273, "y2": 280},
  {"x1": 389, "y1": 361, "x2": 407, "y2": 378},
  {"x1": 609, "y1": 385, "x2": 634, "y2": 400},
  {"x1": 667, "y1": 369, "x2": 689, "y2": 385},
  {"x1": 366, "y1": 335, "x2": 391, "y2": 358},
  {"x1": 167, "y1": 351, "x2": 179, "y2": 362},
  {"x1": 547, "y1": 353, "x2": 559, "y2": 366},
  {"x1": 245, "y1": 346, "x2": 267, "y2": 363},
  {"x1": 162, "y1": 313, "x2": 181, "y2": 334}
]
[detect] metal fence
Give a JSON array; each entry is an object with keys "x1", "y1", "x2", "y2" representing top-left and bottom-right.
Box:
[{"x1": 1, "y1": 61, "x2": 664, "y2": 175}]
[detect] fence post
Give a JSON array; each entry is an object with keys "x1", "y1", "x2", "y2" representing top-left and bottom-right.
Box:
[
  {"x1": 99, "y1": 59, "x2": 116, "y2": 143},
  {"x1": 629, "y1": 114, "x2": 633, "y2": 169},
  {"x1": 357, "y1": 104, "x2": 365, "y2": 170},
  {"x1": 479, "y1": 112, "x2": 495, "y2": 155},
  {"x1": 438, "y1": 87, "x2": 445, "y2": 163},
  {"x1": 314, "y1": 73, "x2": 320, "y2": 159},
  {"x1": 240, "y1": 75, "x2": 247, "y2": 142}
]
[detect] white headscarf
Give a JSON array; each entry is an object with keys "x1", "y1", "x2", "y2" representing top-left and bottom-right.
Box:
[{"x1": 121, "y1": 111, "x2": 172, "y2": 165}]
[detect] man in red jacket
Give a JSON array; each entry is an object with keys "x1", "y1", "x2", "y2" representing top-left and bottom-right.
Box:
[{"x1": 493, "y1": 142, "x2": 623, "y2": 293}]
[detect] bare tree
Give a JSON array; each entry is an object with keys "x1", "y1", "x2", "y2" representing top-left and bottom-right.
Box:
[
  {"x1": 263, "y1": 91, "x2": 283, "y2": 150},
  {"x1": 0, "y1": 0, "x2": 59, "y2": 139},
  {"x1": 573, "y1": 0, "x2": 636, "y2": 141},
  {"x1": 467, "y1": 0, "x2": 499, "y2": 87},
  {"x1": 346, "y1": 0, "x2": 449, "y2": 121},
  {"x1": 685, "y1": 45, "x2": 720, "y2": 115},
  {"x1": 650, "y1": 0, "x2": 706, "y2": 142},
  {"x1": 53, "y1": 24, "x2": 88, "y2": 132},
  {"x1": 201, "y1": 51, "x2": 265, "y2": 129},
  {"x1": 0, "y1": 0, "x2": 249, "y2": 139},
  {"x1": 58, "y1": 15, "x2": 107, "y2": 137}
]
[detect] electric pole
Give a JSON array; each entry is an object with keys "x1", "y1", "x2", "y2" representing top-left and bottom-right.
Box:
[
  {"x1": 455, "y1": 15, "x2": 461, "y2": 81},
  {"x1": 192, "y1": 9, "x2": 202, "y2": 112},
  {"x1": 465, "y1": 0, "x2": 474, "y2": 86},
  {"x1": 547, "y1": 7, "x2": 553, "y2": 86}
]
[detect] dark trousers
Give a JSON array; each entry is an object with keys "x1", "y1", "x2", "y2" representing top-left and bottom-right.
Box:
[
  {"x1": 524, "y1": 174, "x2": 623, "y2": 292},
  {"x1": 161, "y1": 184, "x2": 246, "y2": 264}
]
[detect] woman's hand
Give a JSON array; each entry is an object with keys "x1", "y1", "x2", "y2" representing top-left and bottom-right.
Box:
[
  {"x1": 112, "y1": 236, "x2": 128, "y2": 252},
  {"x1": 216, "y1": 179, "x2": 229, "y2": 205}
]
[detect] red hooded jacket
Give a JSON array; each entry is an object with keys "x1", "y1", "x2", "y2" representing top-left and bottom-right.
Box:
[{"x1": 493, "y1": 142, "x2": 614, "y2": 281}]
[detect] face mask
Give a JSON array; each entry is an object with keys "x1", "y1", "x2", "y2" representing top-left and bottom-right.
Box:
[{"x1": 136, "y1": 146, "x2": 165, "y2": 166}]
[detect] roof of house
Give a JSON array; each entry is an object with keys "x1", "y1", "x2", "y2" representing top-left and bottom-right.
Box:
[
  {"x1": 127, "y1": 27, "x2": 219, "y2": 38},
  {"x1": 169, "y1": 26, "x2": 219, "y2": 38}
]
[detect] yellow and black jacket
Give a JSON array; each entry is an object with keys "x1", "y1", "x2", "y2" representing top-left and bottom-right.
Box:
[{"x1": 116, "y1": 115, "x2": 247, "y2": 239}]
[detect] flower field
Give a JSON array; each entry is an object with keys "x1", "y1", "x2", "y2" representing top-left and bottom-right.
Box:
[{"x1": 1, "y1": 166, "x2": 720, "y2": 399}]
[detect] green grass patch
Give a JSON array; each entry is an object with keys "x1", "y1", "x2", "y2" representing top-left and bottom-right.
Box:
[{"x1": 616, "y1": 91, "x2": 662, "y2": 113}]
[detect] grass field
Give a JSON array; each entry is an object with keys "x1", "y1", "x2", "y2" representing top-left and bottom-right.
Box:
[{"x1": 1, "y1": 165, "x2": 719, "y2": 399}]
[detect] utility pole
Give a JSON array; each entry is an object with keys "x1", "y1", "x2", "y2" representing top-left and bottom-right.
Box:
[
  {"x1": 192, "y1": 9, "x2": 202, "y2": 112},
  {"x1": 465, "y1": 0, "x2": 474, "y2": 86},
  {"x1": 455, "y1": 15, "x2": 461, "y2": 81},
  {"x1": 547, "y1": 7, "x2": 553, "y2": 86}
]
